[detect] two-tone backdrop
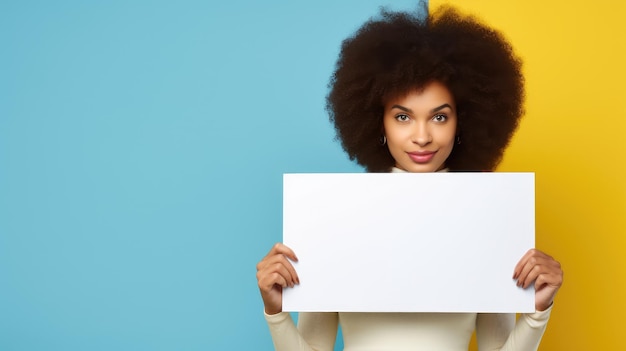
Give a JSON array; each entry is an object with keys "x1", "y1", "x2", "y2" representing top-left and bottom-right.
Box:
[{"x1": 2, "y1": 0, "x2": 624, "y2": 350}]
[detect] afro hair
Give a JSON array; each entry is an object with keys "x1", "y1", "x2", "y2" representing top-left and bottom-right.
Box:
[{"x1": 326, "y1": 5, "x2": 524, "y2": 172}]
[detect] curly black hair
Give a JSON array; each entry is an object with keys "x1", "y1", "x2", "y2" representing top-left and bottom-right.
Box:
[{"x1": 326, "y1": 5, "x2": 524, "y2": 172}]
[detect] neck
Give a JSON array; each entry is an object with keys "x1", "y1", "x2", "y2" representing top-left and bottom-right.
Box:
[{"x1": 391, "y1": 167, "x2": 449, "y2": 173}]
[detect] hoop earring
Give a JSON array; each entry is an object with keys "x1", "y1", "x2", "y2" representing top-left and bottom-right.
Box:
[
  {"x1": 380, "y1": 135, "x2": 387, "y2": 146},
  {"x1": 455, "y1": 135, "x2": 461, "y2": 145}
]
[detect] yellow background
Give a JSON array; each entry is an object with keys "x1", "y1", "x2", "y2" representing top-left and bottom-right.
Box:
[{"x1": 430, "y1": 0, "x2": 626, "y2": 349}]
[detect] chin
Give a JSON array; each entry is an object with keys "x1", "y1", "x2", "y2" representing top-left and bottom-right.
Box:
[{"x1": 402, "y1": 163, "x2": 442, "y2": 173}]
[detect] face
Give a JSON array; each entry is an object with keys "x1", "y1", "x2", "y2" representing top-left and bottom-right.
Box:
[{"x1": 383, "y1": 81, "x2": 457, "y2": 173}]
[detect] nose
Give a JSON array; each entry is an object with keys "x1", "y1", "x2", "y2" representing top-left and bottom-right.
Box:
[{"x1": 411, "y1": 122, "x2": 432, "y2": 146}]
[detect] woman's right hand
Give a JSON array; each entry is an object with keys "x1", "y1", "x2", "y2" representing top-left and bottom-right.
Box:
[{"x1": 256, "y1": 243, "x2": 300, "y2": 315}]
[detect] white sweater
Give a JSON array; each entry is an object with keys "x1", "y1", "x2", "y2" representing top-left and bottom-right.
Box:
[
  {"x1": 265, "y1": 308, "x2": 551, "y2": 351},
  {"x1": 265, "y1": 167, "x2": 552, "y2": 350}
]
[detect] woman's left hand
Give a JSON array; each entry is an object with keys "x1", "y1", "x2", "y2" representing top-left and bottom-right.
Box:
[{"x1": 513, "y1": 249, "x2": 563, "y2": 311}]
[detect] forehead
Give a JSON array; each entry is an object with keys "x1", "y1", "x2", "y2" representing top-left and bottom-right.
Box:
[{"x1": 384, "y1": 81, "x2": 455, "y2": 108}]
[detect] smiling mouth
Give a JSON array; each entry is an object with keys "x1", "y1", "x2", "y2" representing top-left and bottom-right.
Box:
[{"x1": 407, "y1": 151, "x2": 436, "y2": 163}]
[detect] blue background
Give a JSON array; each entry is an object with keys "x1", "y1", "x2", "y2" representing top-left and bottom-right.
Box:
[{"x1": 1, "y1": 1, "x2": 422, "y2": 349}]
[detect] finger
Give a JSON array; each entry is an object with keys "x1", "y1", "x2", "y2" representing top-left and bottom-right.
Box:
[
  {"x1": 257, "y1": 253, "x2": 300, "y2": 284},
  {"x1": 513, "y1": 249, "x2": 552, "y2": 279},
  {"x1": 534, "y1": 270, "x2": 564, "y2": 290},
  {"x1": 283, "y1": 257, "x2": 300, "y2": 285},
  {"x1": 257, "y1": 243, "x2": 298, "y2": 271},
  {"x1": 257, "y1": 252, "x2": 288, "y2": 271},
  {"x1": 515, "y1": 255, "x2": 539, "y2": 286},
  {"x1": 268, "y1": 243, "x2": 299, "y2": 262},
  {"x1": 534, "y1": 272, "x2": 562, "y2": 303},
  {"x1": 516, "y1": 256, "x2": 552, "y2": 287},
  {"x1": 513, "y1": 249, "x2": 534, "y2": 279},
  {"x1": 257, "y1": 257, "x2": 299, "y2": 287},
  {"x1": 266, "y1": 261, "x2": 297, "y2": 287},
  {"x1": 521, "y1": 264, "x2": 543, "y2": 288},
  {"x1": 518, "y1": 256, "x2": 562, "y2": 288},
  {"x1": 258, "y1": 271, "x2": 289, "y2": 292},
  {"x1": 257, "y1": 247, "x2": 300, "y2": 284}
]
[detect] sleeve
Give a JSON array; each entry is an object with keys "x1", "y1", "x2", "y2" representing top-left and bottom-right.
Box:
[
  {"x1": 476, "y1": 305, "x2": 552, "y2": 351},
  {"x1": 264, "y1": 311, "x2": 339, "y2": 351}
]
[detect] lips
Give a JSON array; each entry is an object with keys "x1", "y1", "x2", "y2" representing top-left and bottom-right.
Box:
[{"x1": 407, "y1": 151, "x2": 436, "y2": 163}]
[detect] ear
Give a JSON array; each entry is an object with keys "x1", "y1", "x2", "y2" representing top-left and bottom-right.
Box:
[
  {"x1": 379, "y1": 121, "x2": 387, "y2": 146},
  {"x1": 380, "y1": 117, "x2": 386, "y2": 136}
]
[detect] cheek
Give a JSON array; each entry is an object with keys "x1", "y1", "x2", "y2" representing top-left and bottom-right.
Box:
[
  {"x1": 442, "y1": 122, "x2": 458, "y2": 146},
  {"x1": 436, "y1": 129, "x2": 456, "y2": 146},
  {"x1": 387, "y1": 129, "x2": 411, "y2": 148},
  {"x1": 383, "y1": 121, "x2": 402, "y2": 142}
]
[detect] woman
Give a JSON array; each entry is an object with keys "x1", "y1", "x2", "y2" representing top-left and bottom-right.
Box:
[{"x1": 256, "y1": 5, "x2": 563, "y2": 351}]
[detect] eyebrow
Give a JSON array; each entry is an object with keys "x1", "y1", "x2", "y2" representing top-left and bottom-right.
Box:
[
  {"x1": 430, "y1": 103, "x2": 454, "y2": 113},
  {"x1": 390, "y1": 103, "x2": 454, "y2": 114}
]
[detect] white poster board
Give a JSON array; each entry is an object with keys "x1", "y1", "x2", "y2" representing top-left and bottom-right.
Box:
[{"x1": 282, "y1": 172, "x2": 535, "y2": 313}]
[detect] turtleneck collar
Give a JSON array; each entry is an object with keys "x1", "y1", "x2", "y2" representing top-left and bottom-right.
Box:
[{"x1": 391, "y1": 167, "x2": 449, "y2": 173}]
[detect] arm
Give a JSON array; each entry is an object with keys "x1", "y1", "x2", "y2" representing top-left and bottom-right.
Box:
[
  {"x1": 476, "y1": 308, "x2": 551, "y2": 351},
  {"x1": 265, "y1": 311, "x2": 338, "y2": 351},
  {"x1": 477, "y1": 249, "x2": 562, "y2": 351},
  {"x1": 257, "y1": 244, "x2": 338, "y2": 351}
]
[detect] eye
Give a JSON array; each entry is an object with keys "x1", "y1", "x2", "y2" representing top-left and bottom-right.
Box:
[
  {"x1": 395, "y1": 114, "x2": 410, "y2": 122},
  {"x1": 432, "y1": 114, "x2": 447, "y2": 123}
]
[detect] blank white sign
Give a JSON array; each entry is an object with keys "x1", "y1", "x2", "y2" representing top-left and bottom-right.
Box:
[{"x1": 282, "y1": 172, "x2": 535, "y2": 313}]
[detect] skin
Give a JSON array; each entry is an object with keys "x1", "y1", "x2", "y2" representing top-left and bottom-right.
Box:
[
  {"x1": 383, "y1": 81, "x2": 457, "y2": 173},
  {"x1": 256, "y1": 81, "x2": 563, "y2": 315},
  {"x1": 256, "y1": 243, "x2": 300, "y2": 315}
]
